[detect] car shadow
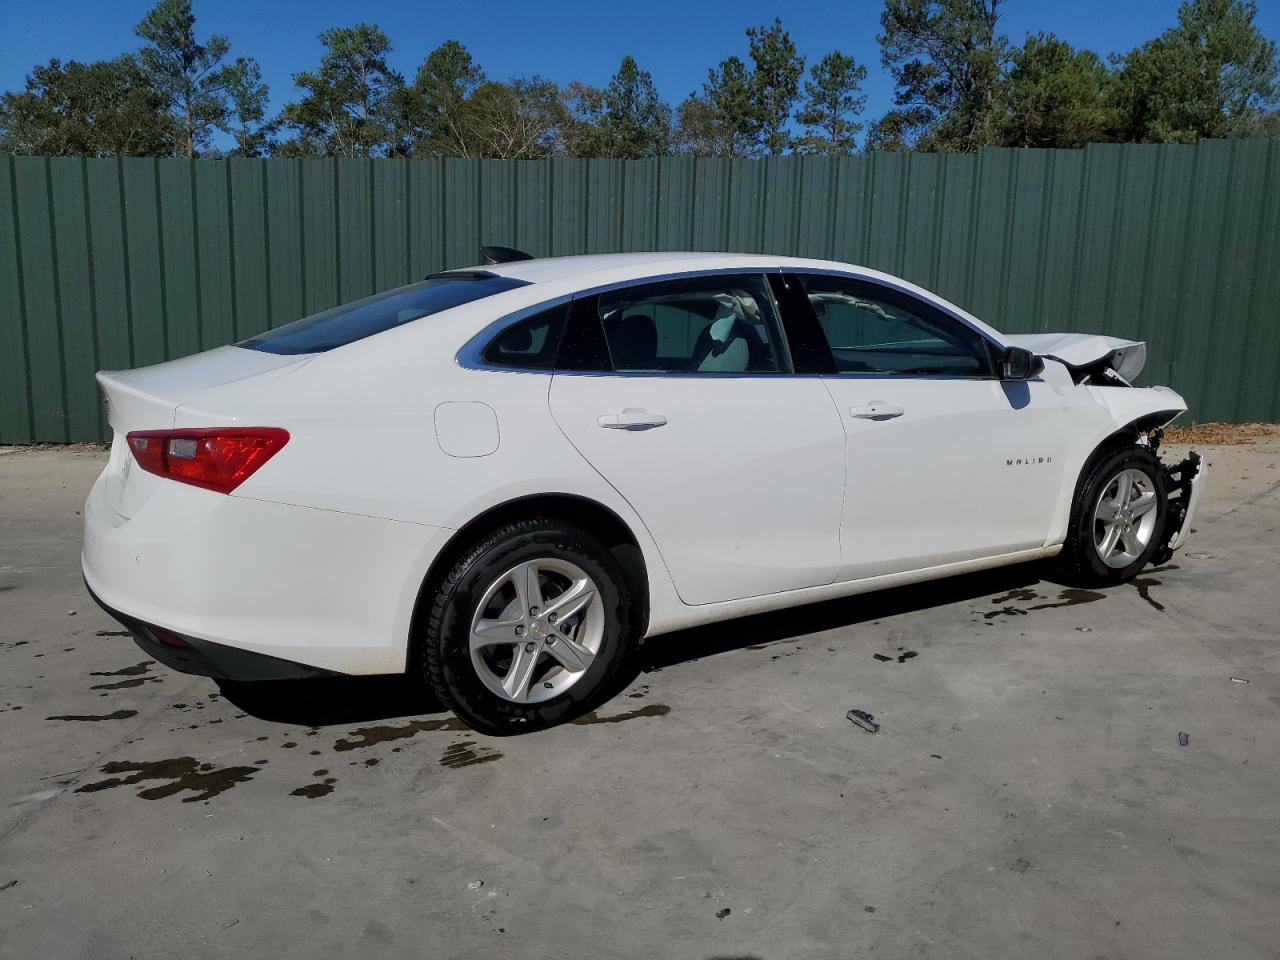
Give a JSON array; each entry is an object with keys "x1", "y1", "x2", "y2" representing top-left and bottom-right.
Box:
[
  {"x1": 219, "y1": 562, "x2": 1048, "y2": 728},
  {"x1": 216, "y1": 673, "x2": 447, "y2": 727},
  {"x1": 636, "y1": 562, "x2": 1046, "y2": 672}
]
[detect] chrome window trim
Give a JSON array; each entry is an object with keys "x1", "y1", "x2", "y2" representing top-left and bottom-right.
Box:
[
  {"x1": 455, "y1": 264, "x2": 1010, "y2": 380},
  {"x1": 457, "y1": 267, "x2": 791, "y2": 377}
]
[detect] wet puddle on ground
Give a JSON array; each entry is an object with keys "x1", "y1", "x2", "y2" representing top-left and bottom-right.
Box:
[
  {"x1": 571, "y1": 703, "x2": 671, "y2": 725},
  {"x1": 290, "y1": 769, "x2": 337, "y2": 798},
  {"x1": 47, "y1": 709, "x2": 139, "y2": 721},
  {"x1": 75, "y1": 757, "x2": 260, "y2": 802},
  {"x1": 983, "y1": 588, "x2": 1106, "y2": 619},
  {"x1": 66, "y1": 700, "x2": 673, "y2": 801},
  {"x1": 1132, "y1": 577, "x2": 1164, "y2": 611},
  {"x1": 89, "y1": 661, "x2": 152, "y2": 677},
  {"x1": 439, "y1": 741, "x2": 503, "y2": 768},
  {"x1": 333, "y1": 717, "x2": 469, "y2": 751}
]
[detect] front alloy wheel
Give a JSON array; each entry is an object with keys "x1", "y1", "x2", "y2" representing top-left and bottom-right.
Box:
[
  {"x1": 1092, "y1": 468, "x2": 1160, "y2": 569},
  {"x1": 1056, "y1": 445, "x2": 1168, "y2": 586}
]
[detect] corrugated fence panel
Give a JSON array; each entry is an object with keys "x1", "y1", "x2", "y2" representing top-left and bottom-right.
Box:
[
  {"x1": 1, "y1": 157, "x2": 34, "y2": 442},
  {"x1": 2, "y1": 141, "x2": 1279, "y2": 442}
]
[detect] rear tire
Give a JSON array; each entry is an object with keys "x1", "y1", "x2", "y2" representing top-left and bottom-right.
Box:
[
  {"x1": 1055, "y1": 445, "x2": 1168, "y2": 586},
  {"x1": 420, "y1": 518, "x2": 634, "y2": 735}
]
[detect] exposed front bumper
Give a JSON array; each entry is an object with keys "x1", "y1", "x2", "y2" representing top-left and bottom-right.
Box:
[{"x1": 1153, "y1": 452, "x2": 1207, "y2": 563}]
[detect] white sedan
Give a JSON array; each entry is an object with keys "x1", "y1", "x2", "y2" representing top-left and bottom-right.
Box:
[{"x1": 82, "y1": 250, "x2": 1206, "y2": 733}]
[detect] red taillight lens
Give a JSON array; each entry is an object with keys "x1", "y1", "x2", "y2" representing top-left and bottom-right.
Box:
[{"x1": 125, "y1": 428, "x2": 289, "y2": 494}]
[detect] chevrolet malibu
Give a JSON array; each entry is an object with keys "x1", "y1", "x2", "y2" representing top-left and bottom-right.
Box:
[{"x1": 83, "y1": 251, "x2": 1206, "y2": 734}]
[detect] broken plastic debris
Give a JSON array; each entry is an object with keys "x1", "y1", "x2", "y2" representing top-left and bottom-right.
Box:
[
  {"x1": 872, "y1": 654, "x2": 892, "y2": 662},
  {"x1": 846, "y1": 709, "x2": 881, "y2": 733},
  {"x1": 1186, "y1": 551, "x2": 1215, "y2": 560},
  {"x1": 1229, "y1": 677, "x2": 1249, "y2": 684},
  {"x1": 468, "y1": 879, "x2": 484, "y2": 890},
  {"x1": 1177, "y1": 732, "x2": 1190, "y2": 746},
  {"x1": 715, "y1": 908, "x2": 731, "y2": 920},
  {"x1": 1074, "y1": 627, "x2": 1092, "y2": 633}
]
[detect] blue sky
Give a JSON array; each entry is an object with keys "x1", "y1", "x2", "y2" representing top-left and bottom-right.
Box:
[{"x1": 2, "y1": 0, "x2": 1277, "y2": 145}]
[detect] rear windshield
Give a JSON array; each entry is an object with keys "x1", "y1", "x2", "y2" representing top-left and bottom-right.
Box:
[{"x1": 238, "y1": 273, "x2": 529, "y2": 355}]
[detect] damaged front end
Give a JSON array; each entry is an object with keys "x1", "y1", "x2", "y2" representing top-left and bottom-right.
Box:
[
  {"x1": 1151, "y1": 451, "x2": 1208, "y2": 565},
  {"x1": 1002, "y1": 332, "x2": 1148, "y2": 386},
  {"x1": 1146, "y1": 435, "x2": 1208, "y2": 565}
]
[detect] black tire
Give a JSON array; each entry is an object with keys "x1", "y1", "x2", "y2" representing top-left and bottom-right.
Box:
[
  {"x1": 420, "y1": 517, "x2": 634, "y2": 735},
  {"x1": 1055, "y1": 444, "x2": 1168, "y2": 586}
]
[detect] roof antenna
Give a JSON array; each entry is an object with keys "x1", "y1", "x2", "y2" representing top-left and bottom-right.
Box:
[{"x1": 480, "y1": 245, "x2": 534, "y2": 264}]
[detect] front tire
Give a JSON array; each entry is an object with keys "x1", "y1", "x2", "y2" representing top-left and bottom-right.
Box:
[
  {"x1": 1055, "y1": 445, "x2": 1168, "y2": 586},
  {"x1": 421, "y1": 518, "x2": 634, "y2": 735}
]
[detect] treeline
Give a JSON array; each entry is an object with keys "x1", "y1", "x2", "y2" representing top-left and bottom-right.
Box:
[{"x1": 1, "y1": 0, "x2": 1277, "y2": 161}]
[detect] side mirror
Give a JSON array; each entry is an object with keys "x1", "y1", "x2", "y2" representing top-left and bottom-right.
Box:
[{"x1": 1000, "y1": 346, "x2": 1044, "y2": 381}]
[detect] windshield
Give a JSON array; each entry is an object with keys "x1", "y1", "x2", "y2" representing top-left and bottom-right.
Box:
[{"x1": 238, "y1": 273, "x2": 529, "y2": 355}]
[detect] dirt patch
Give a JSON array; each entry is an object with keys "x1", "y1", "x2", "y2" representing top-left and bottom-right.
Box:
[{"x1": 1163, "y1": 422, "x2": 1277, "y2": 445}]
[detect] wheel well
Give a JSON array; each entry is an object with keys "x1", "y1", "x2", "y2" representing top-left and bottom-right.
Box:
[
  {"x1": 408, "y1": 494, "x2": 650, "y2": 664},
  {"x1": 1074, "y1": 409, "x2": 1182, "y2": 495}
]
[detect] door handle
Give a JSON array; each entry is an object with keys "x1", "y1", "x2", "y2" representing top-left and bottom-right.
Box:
[
  {"x1": 598, "y1": 408, "x2": 668, "y2": 431},
  {"x1": 850, "y1": 401, "x2": 904, "y2": 421}
]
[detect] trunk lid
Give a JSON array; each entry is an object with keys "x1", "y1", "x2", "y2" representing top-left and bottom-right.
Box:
[{"x1": 97, "y1": 346, "x2": 309, "y2": 518}]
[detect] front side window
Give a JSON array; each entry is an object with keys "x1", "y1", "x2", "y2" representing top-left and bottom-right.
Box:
[
  {"x1": 800, "y1": 275, "x2": 992, "y2": 377},
  {"x1": 239, "y1": 272, "x2": 529, "y2": 355},
  {"x1": 595, "y1": 274, "x2": 787, "y2": 374}
]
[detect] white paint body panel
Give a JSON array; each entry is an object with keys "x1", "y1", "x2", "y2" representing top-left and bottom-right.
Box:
[
  {"x1": 821, "y1": 376, "x2": 1069, "y2": 579},
  {"x1": 82, "y1": 252, "x2": 1194, "y2": 674},
  {"x1": 548, "y1": 374, "x2": 845, "y2": 604}
]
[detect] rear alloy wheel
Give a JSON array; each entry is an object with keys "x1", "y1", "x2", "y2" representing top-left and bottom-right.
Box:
[
  {"x1": 1056, "y1": 446, "x2": 1168, "y2": 586},
  {"x1": 469, "y1": 557, "x2": 605, "y2": 704},
  {"x1": 421, "y1": 518, "x2": 633, "y2": 734}
]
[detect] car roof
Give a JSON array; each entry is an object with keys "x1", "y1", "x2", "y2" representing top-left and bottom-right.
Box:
[
  {"x1": 454, "y1": 251, "x2": 1005, "y2": 344},
  {"x1": 472, "y1": 252, "x2": 795, "y2": 284}
]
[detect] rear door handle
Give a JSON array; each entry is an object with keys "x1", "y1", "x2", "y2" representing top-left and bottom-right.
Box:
[
  {"x1": 850, "y1": 401, "x2": 904, "y2": 420},
  {"x1": 598, "y1": 408, "x2": 668, "y2": 431}
]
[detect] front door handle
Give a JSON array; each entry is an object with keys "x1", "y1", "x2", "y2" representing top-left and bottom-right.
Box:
[
  {"x1": 598, "y1": 408, "x2": 668, "y2": 431},
  {"x1": 850, "y1": 401, "x2": 904, "y2": 421}
]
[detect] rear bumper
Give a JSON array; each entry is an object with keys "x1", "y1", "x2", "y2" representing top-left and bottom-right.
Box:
[
  {"x1": 82, "y1": 463, "x2": 450, "y2": 676},
  {"x1": 85, "y1": 579, "x2": 337, "y2": 680}
]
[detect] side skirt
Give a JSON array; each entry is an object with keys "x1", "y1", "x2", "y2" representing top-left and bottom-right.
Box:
[{"x1": 644, "y1": 545, "x2": 1061, "y2": 638}]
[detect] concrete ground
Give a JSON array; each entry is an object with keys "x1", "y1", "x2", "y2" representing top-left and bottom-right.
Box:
[{"x1": 1, "y1": 439, "x2": 1277, "y2": 960}]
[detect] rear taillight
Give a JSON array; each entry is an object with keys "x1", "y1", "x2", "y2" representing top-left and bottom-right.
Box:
[{"x1": 126, "y1": 428, "x2": 289, "y2": 494}]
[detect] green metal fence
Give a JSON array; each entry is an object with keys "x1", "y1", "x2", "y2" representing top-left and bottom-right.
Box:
[{"x1": 2, "y1": 140, "x2": 1278, "y2": 443}]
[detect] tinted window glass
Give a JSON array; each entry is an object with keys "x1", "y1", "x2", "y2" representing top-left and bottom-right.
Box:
[
  {"x1": 239, "y1": 273, "x2": 528, "y2": 355},
  {"x1": 481, "y1": 304, "x2": 566, "y2": 369},
  {"x1": 596, "y1": 274, "x2": 786, "y2": 374},
  {"x1": 801, "y1": 275, "x2": 991, "y2": 376}
]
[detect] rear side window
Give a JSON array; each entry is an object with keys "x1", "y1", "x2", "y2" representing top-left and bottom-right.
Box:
[
  {"x1": 594, "y1": 274, "x2": 787, "y2": 374},
  {"x1": 481, "y1": 304, "x2": 567, "y2": 370},
  {"x1": 239, "y1": 273, "x2": 528, "y2": 355}
]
